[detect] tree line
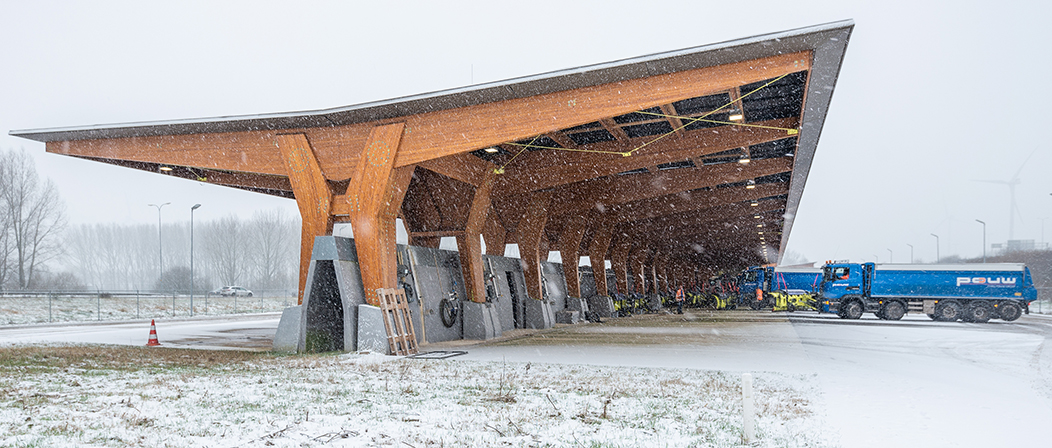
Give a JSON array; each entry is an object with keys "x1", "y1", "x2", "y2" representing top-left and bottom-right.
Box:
[
  {"x1": 0, "y1": 148, "x2": 300, "y2": 293},
  {"x1": 63, "y1": 209, "x2": 299, "y2": 293}
]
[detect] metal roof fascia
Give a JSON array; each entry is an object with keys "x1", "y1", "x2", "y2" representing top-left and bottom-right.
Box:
[{"x1": 777, "y1": 22, "x2": 854, "y2": 262}]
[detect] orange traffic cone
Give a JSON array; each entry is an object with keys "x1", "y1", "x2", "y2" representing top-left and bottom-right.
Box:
[{"x1": 146, "y1": 319, "x2": 161, "y2": 346}]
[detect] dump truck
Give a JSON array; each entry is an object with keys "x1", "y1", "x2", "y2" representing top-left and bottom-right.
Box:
[
  {"x1": 738, "y1": 265, "x2": 823, "y2": 310},
  {"x1": 817, "y1": 262, "x2": 1037, "y2": 322}
]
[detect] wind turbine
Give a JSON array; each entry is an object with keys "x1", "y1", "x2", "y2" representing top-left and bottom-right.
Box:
[{"x1": 973, "y1": 149, "x2": 1036, "y2": 241}]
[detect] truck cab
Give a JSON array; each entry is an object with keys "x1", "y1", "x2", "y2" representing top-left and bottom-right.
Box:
[
  {"x1": 738, "y1": 265, "x2": 774, "y2": 309},
  {"x1": 819, "y1": 262, "x2": 869, "y2": 300},
  {"x1": 818, "y1": 262, "x2": 874, "y2": 317}
]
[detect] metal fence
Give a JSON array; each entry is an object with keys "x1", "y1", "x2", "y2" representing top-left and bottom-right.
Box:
[{"x1": 0, "y1": 290, "x2": 296, "y2": 325}]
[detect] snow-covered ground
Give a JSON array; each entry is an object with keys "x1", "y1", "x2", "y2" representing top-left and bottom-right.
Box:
[{"x1": 1, "y1": 310, "x2": 1050, "y2": 447}]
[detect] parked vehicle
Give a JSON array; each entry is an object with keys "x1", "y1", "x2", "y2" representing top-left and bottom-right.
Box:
[
  {"x1": 737, "y1": 265, "x2": 822, "y2": 309},
  {"x1": 817, "y1": 262, "x2": 1037, "y2": 322},
  {"x1": 216, "y1": 286, "x2": 253, "y2": 297}
]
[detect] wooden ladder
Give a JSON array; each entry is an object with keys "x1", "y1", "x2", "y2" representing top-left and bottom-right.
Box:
[{"x1": 376, "y1": 288, "x2": 419, "y2": 355}]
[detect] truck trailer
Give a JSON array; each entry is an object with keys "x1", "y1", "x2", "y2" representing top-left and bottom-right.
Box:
[{"x1": 818, "y1": 262, "x2": 1037, "y2": 322}]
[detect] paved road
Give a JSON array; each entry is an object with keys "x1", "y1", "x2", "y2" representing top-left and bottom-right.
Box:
[{"x1": 0, "y1": 313, "x2": 281, "y2": 350}]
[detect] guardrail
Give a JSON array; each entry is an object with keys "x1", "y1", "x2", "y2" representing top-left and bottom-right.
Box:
[{"x1": 0, "y1": 290, "x2": 296, "y2": 325}]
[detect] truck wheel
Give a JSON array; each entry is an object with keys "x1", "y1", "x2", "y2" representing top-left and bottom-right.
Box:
[
  {"x1": 933, "y1": 300, "x2": 962, "y2": 322},
  {"x1": 882, "y1": 301, "x2": 906, "y2": 321},
  {"x1": 842, "y1": 300, "x2": 864, "y2": 319},
  {"x1": 963, "y1": 302, "x2": 992, "y2": 323},
  {"x1": 998, "y1": 302, "x2": 1022, "y2": 322}
]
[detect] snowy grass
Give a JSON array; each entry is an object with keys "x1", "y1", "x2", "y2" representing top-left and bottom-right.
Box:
[
  {"x1": 0, "y1": 345, "x2": 834, "y2": 447},
  {"x1": 0, "y1": 295, "x2": 295, "y2": 326}
]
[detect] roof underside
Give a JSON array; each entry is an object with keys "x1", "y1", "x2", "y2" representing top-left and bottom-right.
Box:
[{"x1": 11, "y1": 20, "x2": 853, "y2": 274}]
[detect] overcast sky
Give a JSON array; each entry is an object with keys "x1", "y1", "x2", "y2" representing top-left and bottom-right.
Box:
[{"x1": 1, "y1": 1, "x2": 1049, "y2": 265}]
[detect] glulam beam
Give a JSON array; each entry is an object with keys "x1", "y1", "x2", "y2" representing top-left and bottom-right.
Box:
[{"x1": 275, "y1": 133, "x2": 334, "y2": 303}]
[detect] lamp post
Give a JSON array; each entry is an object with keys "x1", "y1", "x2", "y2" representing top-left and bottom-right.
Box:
[
  {"x1": 975, "y1": 219, "x2": 986, "y2": 263},
  {"x1": 887, "y1": 248, "x2": 893, "y2": 264},
  {"x1": 930, "y1": 233, "x2": 940, "y2": 263},
  {"x1": 906, "y1": 244, "x2": 914, "y2": 263},
  {"x1": 147, "y1": 202, "x2": 171, "y2": 283},
  {"x1": 190, "y1": 204, "x2": 201, "y2": 316}
]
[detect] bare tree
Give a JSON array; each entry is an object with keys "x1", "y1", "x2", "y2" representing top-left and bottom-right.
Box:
[
  {"x1": 247, "y1": 208, "x2": 297, "y2": 291},
  {"x1": 0, "y1": 149, "x2": 66, "y2": 289},
  {"x1": 201, "y1": 215, "x2": 246, "y2": 286}
]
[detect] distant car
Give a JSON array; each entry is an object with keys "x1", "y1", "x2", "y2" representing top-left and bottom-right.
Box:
[{"x1": 217, "y1": 286, "x2": 253, "y2": 297}]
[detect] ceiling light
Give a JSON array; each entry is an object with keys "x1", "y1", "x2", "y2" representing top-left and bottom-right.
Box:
[
  {"x1": 746, "y1": 180, "x2": 756, "y2": 189},
  {"x1": 738, "y1": 158, "x2": 751, "y2": 164},
  {"x1": 484, "y1": 147, "x2": 500, "y2": 153},
  {"x1": 758, "y1": 231, "x2": 764, "y2": 235},
  {"x1": 754, "y1": 215, "x2": 761, "y2": 219},
  {"x1": 750, "y1": 201, "x2": 758, "y2": 207},
  {"x1": 729, "y1": 114, "x2": 744, "y2": 121},
  {"x1": 757, "y1": 224, "x2": 763, "y2": 227},
  {"x1": 159, "y1": 166, "x2": 173, "y2": 172}
]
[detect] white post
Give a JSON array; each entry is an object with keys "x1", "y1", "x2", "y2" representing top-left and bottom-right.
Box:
[{"x1": 742, "y1": 372, "x2": 755, "y2": 444}]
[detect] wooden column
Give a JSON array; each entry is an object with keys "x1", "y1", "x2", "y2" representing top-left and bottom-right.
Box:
[
  {"x1": 588, "y1": 222, "x2": 614, "y2": 297},
  {"x1": 610, "y1": 238, "x2": 632, "y2": 296},
  {"x1": 518, "y1": 191, "x2": 552, "y2": 301},
  {"x1": 482, "y1": 212, "x2": 507, "y2": 256},
  {"x1": 650, "y1": 262, "x2": 659, "y2": 296},
  {"x1": 276, "y1": 133, "x2": 334, "y2": 304},
  {"x1": 557, "y1": 214, "x2": 589, "y2": 298},
  {"x1": 456, "y1": 171, "x2": 496, "y2": 303},
  {"x1": 629, "y1": 245, "x2": 649, "y2": 294},
  {"x1": 652, "y1": 251, "x2": 667, "y2": 295},
  {"x1": 344, "y1": 123, "x2": 413, "y2": 306}
]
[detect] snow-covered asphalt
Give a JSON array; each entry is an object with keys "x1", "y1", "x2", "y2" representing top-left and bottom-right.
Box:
[
  {"x1": 451, "y1": 311, "x2": 1052, "y2": 448},
  {"x1": 1, "y1": 309, "x2": 1050, "y2": 447},
  {"x1": 0, "y1": 313, "x2": 281, "y2": 350}
]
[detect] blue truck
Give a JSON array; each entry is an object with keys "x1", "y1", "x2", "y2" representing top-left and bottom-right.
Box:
[
  {"x1": 817, "y1": 262, "x2": 1037, "y2": 322},
  {"x1": 738, "y1": 265, "x2": 823, "y2": 310}
]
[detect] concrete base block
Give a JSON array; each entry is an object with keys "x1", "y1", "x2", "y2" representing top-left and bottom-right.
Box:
[
  {"x1": 587, "y1": 296, "x2": 615, "y2": 318},
  {"x1": 555, "y1": 310, "x2": 580, "y2": 324},
  {"x1": 462, "y1": 301, "x2": 502, "y2": 340},
  {"x1": 565, "y1": 297, "x2": 589, "y2": 315},
  {"x1": 648, "y1": 295, "x2": 663, "y2": 312},
  {"x1": 357, "y1": 304, "x2": 390, "y2": 355},
  {"x1": 272, "y1": 306, "x2": 302, "y2": 352},
  {"x1": 524, "y1": 299, "x2": 554, "y2": 329}
]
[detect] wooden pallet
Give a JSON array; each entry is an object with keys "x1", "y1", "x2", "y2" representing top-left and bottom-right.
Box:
[{"x1": 376, "y1": 288, "x2": 418, "y2": 355}]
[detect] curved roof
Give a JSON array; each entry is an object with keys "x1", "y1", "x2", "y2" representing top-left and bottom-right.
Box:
[{"x1": 12, "y1": 20, "x2": 853, "y2": 272}]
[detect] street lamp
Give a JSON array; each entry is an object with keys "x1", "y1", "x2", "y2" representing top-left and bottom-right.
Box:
[
  {"x1": 930, "y1": 233, "x2": 940, "y2": 263},
  {"x1": 190, "y1": 204, "x2": 201, "y2": 316},
  {"x1": 906, "y1": 244, "x2": 914, "y2": 264},
  {"x1": 887, "y1": 248, "x2": 893, "y2": 263},
  {"x1": 147, "y1": 202, "x2": 171, "y2": 283},
  {"x1": 975, "y1": 219, "x2": 986, "y2": 263}
]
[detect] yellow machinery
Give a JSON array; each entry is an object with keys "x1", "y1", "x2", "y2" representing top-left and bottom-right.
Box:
[{"x1": 770, "y1": 289, "x2": 818, "y2": 312}]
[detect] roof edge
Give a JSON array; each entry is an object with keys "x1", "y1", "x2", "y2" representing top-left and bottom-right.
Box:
[{"x1": 11, "y1": 19, "x2": 854, "y2": 143}]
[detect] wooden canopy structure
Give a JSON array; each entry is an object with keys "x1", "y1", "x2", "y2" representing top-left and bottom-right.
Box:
[{"x1": 12, "y1": 21, "x2": 853, "y2": 307}]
